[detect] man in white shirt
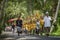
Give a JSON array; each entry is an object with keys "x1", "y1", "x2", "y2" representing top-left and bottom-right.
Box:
[{"x1": 44, "y1": 12, "x2": 52, "y2": 36}]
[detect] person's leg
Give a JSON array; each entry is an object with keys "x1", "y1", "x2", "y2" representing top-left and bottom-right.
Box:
[
  {"x1": 12, "y1": 28, "x2": 14, "y2": 33},
  {"x1": 44, "y1": 27, "x2": 46, "y2": 33},
  {"x1": 17, "y1": 27, "x2": 20, "y2": 36},
  {"x1": 19, "y1": 27, "x2": 22, "y2": 34},
  {"x1": 46, "y1": 27, "x2": 50, "y2": 36},
  {"x1": 47, "y1": 27, "x2": 50, "y2": 35},
  {"x1": 17, "y1": 31, "x2": 20, "y2": 36},
  {"x1": 42, "y1": 25, "x2": 44, "y2": 33},
  {"x1": 36, "y1": 29, "x2": 40, "y2": 34},
  {"x1": 33, "y1": 29, "x2": 36, "y2": 35},
  {"x1": 13, "y1": 29, "x2": 14, "y2": 33},
  {"x1": 42, "y1": 26, "x2": 45, "y2": 35},
  {"x1": 34, "y1": 28, "x2": 36, "y2": 34},
  {"x1": 44, "y1": 27, "x2": 48, "y2": 36},
  {"x1": 40, "y1": 25, "x2": 44, "y2": 36},
  {"x1": 40, "y1": 27, "x2": 43, "y2": 35},
  {"x1": 36, "y1": 28, "x2": 38, "y2": 34}
]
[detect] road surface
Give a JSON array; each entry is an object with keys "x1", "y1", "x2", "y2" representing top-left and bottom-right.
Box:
[{"x1": 0, "y1": 31, "x2": 60, "y2": 40}]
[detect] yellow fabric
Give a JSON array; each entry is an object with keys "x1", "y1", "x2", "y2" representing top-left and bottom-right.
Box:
[{"x1": 40, "y1": 19, "x2": 44, "y2": 27}]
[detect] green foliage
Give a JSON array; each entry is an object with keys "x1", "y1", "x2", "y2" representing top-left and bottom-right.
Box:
[
  {"x1": 3, "y1": 0, "x2": 58, "y2": 19},
  {"x1": 52, "y1": 22, "x2": 58, "y2": 32},
  {"x1": 51, "y1": 25, "x2": 60, "y2": 36},
  {"x1": 57, "y1": 10, "x2": 60, "y2": 25},
  {"x1": 4, "y1": 0, "x2": 28, "y2": 18},
  {"x1": 0, "y1": 0, "x2": 60, "y2": 35}
]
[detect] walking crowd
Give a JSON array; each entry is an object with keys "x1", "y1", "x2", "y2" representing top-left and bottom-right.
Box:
[{"x1": 11, "y1": 11, "x2": 52, "y2": 36}]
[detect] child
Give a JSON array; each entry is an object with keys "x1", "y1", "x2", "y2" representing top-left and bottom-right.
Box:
[
  {"x1": 36, "y1": 19, "x2": 40, "y2": 34},
  {"x1": 40, "y1": 16, "x2": 44, "y2": 35}
]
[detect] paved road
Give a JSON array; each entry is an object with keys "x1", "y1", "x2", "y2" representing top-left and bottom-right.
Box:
[{"x1": 1, "y1": 31, "x2": 60, "y2": 40}]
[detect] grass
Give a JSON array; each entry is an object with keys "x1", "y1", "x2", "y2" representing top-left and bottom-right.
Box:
[{"x1": 51, "y1": 25, "x2": 60, "y2": 36}]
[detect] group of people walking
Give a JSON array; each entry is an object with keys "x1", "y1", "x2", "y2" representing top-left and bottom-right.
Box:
[
  {"x1": 11, "y1": 12, "x2": 52, "y2": 36},
  {"x1": 36, "y1": 12, "x2": 52, "y2": 36}
]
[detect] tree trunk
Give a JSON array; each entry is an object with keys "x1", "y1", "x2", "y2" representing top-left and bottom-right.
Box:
[
  {"x1": 0, "y1": 0, "x2": 8, "y2": 27},
  {"x1": 50, "y1": 0, "x2": 60, "y2": 33}
]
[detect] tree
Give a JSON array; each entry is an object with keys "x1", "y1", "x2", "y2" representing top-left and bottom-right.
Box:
[
  {"x1": 0, "y1": 0, "x2": 7, "y2": 34},
  {"x1": 50, "y1": 0, "x2": 60, "y2": 33},
  {"x1": 27, "y1": 0, "x2": 33, "y2": 15}
]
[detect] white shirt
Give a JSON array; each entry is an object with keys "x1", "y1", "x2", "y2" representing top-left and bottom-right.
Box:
[
  {"x1": 44, "y1": 16, "x2": 51, "y2": 27},
  {"x1": 36, "y1": 21, "x2": 40, "y2": 29}
]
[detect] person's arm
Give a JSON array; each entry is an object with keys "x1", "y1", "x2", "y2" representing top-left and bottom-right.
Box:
[
  {"x1": 44, "y1": 17, "x2": 45, "y2": 23},
  {"x1": 21, "y1": 20, "x2": 23, "y2": 26},
  {"x1": 49, "y1": 16, "x2": 52, "y2": 21},
  {"x1": 16, "y1": 20, "x2": 18, "y2": 26}
]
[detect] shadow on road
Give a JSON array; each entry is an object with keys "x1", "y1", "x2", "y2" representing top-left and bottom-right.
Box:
[{"x1": 1, "y1": 32, "x2": 60, "y2": 40}]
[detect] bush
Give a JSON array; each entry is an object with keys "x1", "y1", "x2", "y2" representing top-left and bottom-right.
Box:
[{"x1": 52, "y1": 22, "x2": 58, "y2": 32}]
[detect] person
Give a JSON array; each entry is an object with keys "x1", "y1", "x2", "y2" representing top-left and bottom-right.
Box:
[
  {"x1": 16, "y1": 16, "x2": 23, "y2": 36},
  {"x1": 35, "y1": 19, "x2": 40, "y2": 35},
  {"x1": 12, "y1": 22, "x2": 15, "y2": 33},
  {"x1": 44, "y1": 12, "x2": 52, "y2": 36},
  {"x1": 40, "y1": 16, "x2": 44, "y2": 35}
]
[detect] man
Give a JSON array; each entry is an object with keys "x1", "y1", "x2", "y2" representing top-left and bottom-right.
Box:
[
  {"x1": 16, "y1": 16, "x2": 22, "y2": 36},
  {"x1": 44, "y1": 12, "x2": 52, "y2": 36}
]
